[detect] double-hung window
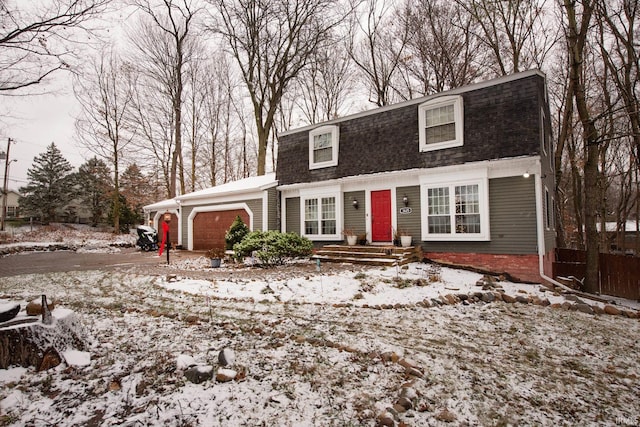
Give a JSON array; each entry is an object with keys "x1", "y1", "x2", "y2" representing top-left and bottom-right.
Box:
[
  {"x1": 304, "y1": 196, "x2": 337, "y2": 237},
  {"x1": 309, "y1": 125, "x2": 339, "y2": 169},
  {"x1": 421, "y1": 175, "x2": 489, "y2": 241},
  {"x1": 418, "y1": 95, "x2": 464, "y2": 152}
]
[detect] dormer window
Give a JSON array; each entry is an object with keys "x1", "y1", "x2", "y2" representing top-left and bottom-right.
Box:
[
  {"x1": 418, "y1": 95, "x2": 464, "y2": 152},
  {"x1": 309, "y1": 125, "x2": 339, "y2": 169}
]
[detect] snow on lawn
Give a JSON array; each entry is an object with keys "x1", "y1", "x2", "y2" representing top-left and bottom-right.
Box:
[{"x1": 1, "y1": 259, "x2": 639, "y2": 426}]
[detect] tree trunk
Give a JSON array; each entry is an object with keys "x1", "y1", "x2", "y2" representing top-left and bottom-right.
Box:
[{"x1": 0, "y1": 310, "x2": 88, "y2": 370}]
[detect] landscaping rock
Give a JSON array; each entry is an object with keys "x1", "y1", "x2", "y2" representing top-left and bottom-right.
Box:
[
  {"x1": 575, "y1": 303, "x2": 594, "y2": 315},
  {"x1": 502, "y1": 294, "x2": 516, "y2": 303},
  {"x1": 184, "y1": 365, "x2": 214, "y2": 384},
  {"x1": 218, "y1": 348, "x2": 235, "y2": 367},
  {"x1": 215, "y1": 368, "x2": 237, "y2": 382},
  {"x1": 604, "y1": 305, "x2": 621, "y2": 316}
]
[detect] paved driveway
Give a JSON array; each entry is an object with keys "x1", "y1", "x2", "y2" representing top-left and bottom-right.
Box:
[{"x1": 0, "y1": 248, "x2": 191, "y2": 277}]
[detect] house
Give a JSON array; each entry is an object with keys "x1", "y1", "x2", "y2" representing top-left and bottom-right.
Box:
[
  {"x1": 144, "y1": 173, "x2": 278, "y2": 250},
  {"x1": 1, "y1": 190, "x2": 20, "y2": 219},
  {"x1": 276, "y1": 70, "x2": 556, "y2": 282}
]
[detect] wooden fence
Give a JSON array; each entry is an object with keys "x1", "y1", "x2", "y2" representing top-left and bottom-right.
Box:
[{"x1": 552, "y1": 248, "x2": 640, "y2": 300}]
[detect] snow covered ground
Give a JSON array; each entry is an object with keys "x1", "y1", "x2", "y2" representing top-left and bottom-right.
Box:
[{"x1": 0, "y1": 226, "x2": 639, "y2": 426}]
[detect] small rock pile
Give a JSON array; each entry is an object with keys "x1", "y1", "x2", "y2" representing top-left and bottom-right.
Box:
[{"x1": 179, "y1": 347, "x2": 247, "y2": 385}]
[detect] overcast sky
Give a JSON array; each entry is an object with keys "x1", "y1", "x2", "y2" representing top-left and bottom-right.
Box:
[
  {"x1": 0, "y1": 1, "x2": 136, "y2": 192},
  {"x1": 0, "y1": 75, "x2": 87, "y2": 192}
]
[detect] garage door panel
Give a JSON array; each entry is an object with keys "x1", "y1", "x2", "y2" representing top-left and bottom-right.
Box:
[{"x1": 192, "y1": 209, "x2": 249, "y2": 250}]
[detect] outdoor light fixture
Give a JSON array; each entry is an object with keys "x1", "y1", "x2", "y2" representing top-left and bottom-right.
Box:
[
  {"x1": 403, "y1": 195, "x2": 409, "y2": 207},
  {"x1": 163, "y1": 212, "x2": 172, "y2": 222},
  {"x1": 523, "y1": 172, "x2": 530, "y2": 178},
  {"x1": 352, "y1": 198, "x2": 359, "y2": 209}
]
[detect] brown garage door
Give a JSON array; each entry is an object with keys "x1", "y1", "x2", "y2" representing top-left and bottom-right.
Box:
[{"x1": 192, "y1": 209, "x2": 250, "y2": 250}]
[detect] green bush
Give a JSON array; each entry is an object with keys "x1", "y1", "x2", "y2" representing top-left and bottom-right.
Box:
[
  {"x1": 233, "y1": 230, "x2": 313, "y2": 266},
  {"x1": 225, "y1": 215, "x2": 250, "y2": 250}
]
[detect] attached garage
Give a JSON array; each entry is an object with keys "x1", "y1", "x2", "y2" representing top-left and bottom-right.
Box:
[
  {"x1": 191, "y1": 208, "x2": 250, "y2": 250},
  {"x1": 176, "y1": 173, "x2": 279, "y2": 251}
]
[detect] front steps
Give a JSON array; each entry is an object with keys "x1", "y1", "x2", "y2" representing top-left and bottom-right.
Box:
[{"x1": 311, "y1": 244, "x2": 422, "y2": 267}]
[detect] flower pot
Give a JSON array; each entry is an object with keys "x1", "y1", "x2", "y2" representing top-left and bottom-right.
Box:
[
  {"x1": 400, "y1": 235, "x2": 412, "y2": 247},
  {"x1": 346, "y1": 235, "x2": 357, "y2": 246},
  {"x1": 210, "y1": 258, "x2": 221, "y2": 268}
]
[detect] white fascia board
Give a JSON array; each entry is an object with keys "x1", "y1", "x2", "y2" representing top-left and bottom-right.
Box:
[
  {"x1": 277, "y1": 156, "x2": 541, "y2": 195},
  {"x1": 179, "y1": 190, "x2": 266, "y2": 207}
]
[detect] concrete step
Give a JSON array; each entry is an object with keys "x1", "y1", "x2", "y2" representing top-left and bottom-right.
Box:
[{"x1": 312, "y1": 244, "x2": 422, "y2": 267}]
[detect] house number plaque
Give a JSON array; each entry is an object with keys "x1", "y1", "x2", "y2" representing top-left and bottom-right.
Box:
[{"x1": 399, "y1": 207, "x2": 412, "y2": 214}]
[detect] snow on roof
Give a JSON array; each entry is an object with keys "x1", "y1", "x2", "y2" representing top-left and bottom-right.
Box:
[
  {"x1": 143, "y1": 198, "x2": 178, "y2": 211},
  {"x1": 176, "y1": 173, "x2": 277, "y2": 202}
]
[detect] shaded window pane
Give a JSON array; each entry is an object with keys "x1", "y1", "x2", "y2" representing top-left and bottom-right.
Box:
[
  {"x1": 428, "y1": 216, "x2": 451, "y2": 234},
  {"x1": 425, "y1": 104, "x2": 456, "y2": 144},
  {"x1": 313, "y1": 132, "x2": 333, "y2": 163},
  {"x1": 454, "y1": 184, "x2": 480, "y2": 234}
]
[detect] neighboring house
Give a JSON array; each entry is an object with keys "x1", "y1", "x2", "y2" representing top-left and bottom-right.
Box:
[
  {"x1": 276, "y1": 70, "x2": 556, "y2": 282},
  {"x1": 1, "y1": 190, "x2": 20, "y2": 219},
  {"x1": 598, "y1": 220, "x2": 639, "y2": 255},
  {"x1": 144, "y1": 173, "x2": 278, "y2": 251}
]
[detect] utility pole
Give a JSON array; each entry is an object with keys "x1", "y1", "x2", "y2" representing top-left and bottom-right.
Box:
[{"x1": 1, "y1": 138, "x2": 14, "y2": 232}]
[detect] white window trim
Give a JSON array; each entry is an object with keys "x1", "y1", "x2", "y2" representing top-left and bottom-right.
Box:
[
  {"x1": 309, "y1": 125, "x2": 339, "y2": 170},
  {"x1": 418, "y1": 95, "x2": 464, "y2": 152},
  {"x1": 420, "y1": 171, "x2": 489, "y2": 241},
  {"x1": 300, "y1": 189, "x2": 342, "y2": 241},
  {"x1": 544, "y1": 186, "x2": 553, "y2": 230}
]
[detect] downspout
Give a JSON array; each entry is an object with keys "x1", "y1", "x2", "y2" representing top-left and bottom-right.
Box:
[{"x1": 534, "y1": 168, "x2": 575, "y2": 292}]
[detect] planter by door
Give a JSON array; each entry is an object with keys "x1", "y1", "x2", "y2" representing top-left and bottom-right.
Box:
[
  {"x1": 400, "y1": 236, "x2": 412, "y2": 247},
  {"x1": 346, "y1": 235, "x2": 357, "y2": 246},
  {"x1": 210, "y1": 258, "x2": 222, "y2": 268}
]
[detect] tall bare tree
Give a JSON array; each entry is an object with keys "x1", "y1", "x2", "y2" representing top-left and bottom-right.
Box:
[
  {"x1": 130, "y1": 0, "x2": 200, "y2": 197},
  {"x1": 399, "y1": 0, "x2": 486, "y2": 95},
  {"x1": 456, "y1": 0, "x2": 557, "y2": 76},
  {"x1": 0, "y1": 0, "x2": 108, "y2": 92},
  {"x1": 347, "y1": 0, "x2": 410, "y2": 106},
  {"x1": 563, "y1": 0, "x2": 600, "y2": 293},
  {"x1": 209, "y1": 0, "x2": 344, "y2": 176},
  {"x1": 74, "y1": 47, "x2": 136, "y2": 233},
  {"x1": 292, "y1": 43, "x2": 354, "y2": 124}
]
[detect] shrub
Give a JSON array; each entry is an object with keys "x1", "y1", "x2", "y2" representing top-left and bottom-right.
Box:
[
  {"x1": 233, "y1": 230, "x2": 313, "y2": 266},
  {"x1": 206, "y1": 247, "x2": 226, "y2": 259},
  {"x1": 225, "y1": 216, "x2": 250, "y2": 250}
]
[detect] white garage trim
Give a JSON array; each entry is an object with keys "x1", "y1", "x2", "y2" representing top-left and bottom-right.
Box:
[
  {"x1": 187, "y1": 203, "x2": 254, "y2": 250},
  {"x1": 153, "y1": 209, "x2": 181, "y2": 247}
]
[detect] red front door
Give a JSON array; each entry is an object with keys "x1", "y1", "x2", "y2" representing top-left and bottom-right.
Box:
[{"x1": 371, "y1": 190, "x2": 392, "y2": 242}]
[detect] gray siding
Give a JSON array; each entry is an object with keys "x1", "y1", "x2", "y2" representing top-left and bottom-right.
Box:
[
  {"x1": 285, "y1": 197, "x2": 300, "y2": 234},
  {"x1": 423, "y1": 176, "x2": 538, "y2": 255},
  {"x1": 396, "y1": 186, "x2": 421, "y2": 239},
  {"x1": 267, "y1": 187, "x2": 279, "y2": 230},
  {"x1": 343, "y1": 191, "x2": 366, "y2": 235}
]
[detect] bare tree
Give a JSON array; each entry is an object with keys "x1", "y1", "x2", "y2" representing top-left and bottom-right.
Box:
[
  {"x1": 74, "y1": 47, "x2": 136, "y2": 233},
  {"x1": 130, "y1": 0, "x2": 200, "y2": 197},
  {"x1": 456, "y1": 0, "x2": 557, "y2": 76},
  {"x1": 130, "y1": 77, "x2": 176, "y2": 198},
  {"x1": 292, "y1": 42, "x2": 354, "y2": 124},
  {"x1": 399, "y1": 0, "x2": 487, "y2": 95},
  {"x1": 209, "y1": 0, "x2": 344, "y2": 176},
  {"x1": 347, "y1": 0, "x2": 410, "y2": 106},
  {"x1": 563, "y1": 0, "x2": 600, "y2": 293},
  {"x1": 595, "y1": 0, "x2": 640, "y2": 253},
  {"x1": 0, "y1": 0, "x2": 109, "y2": 92}
]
